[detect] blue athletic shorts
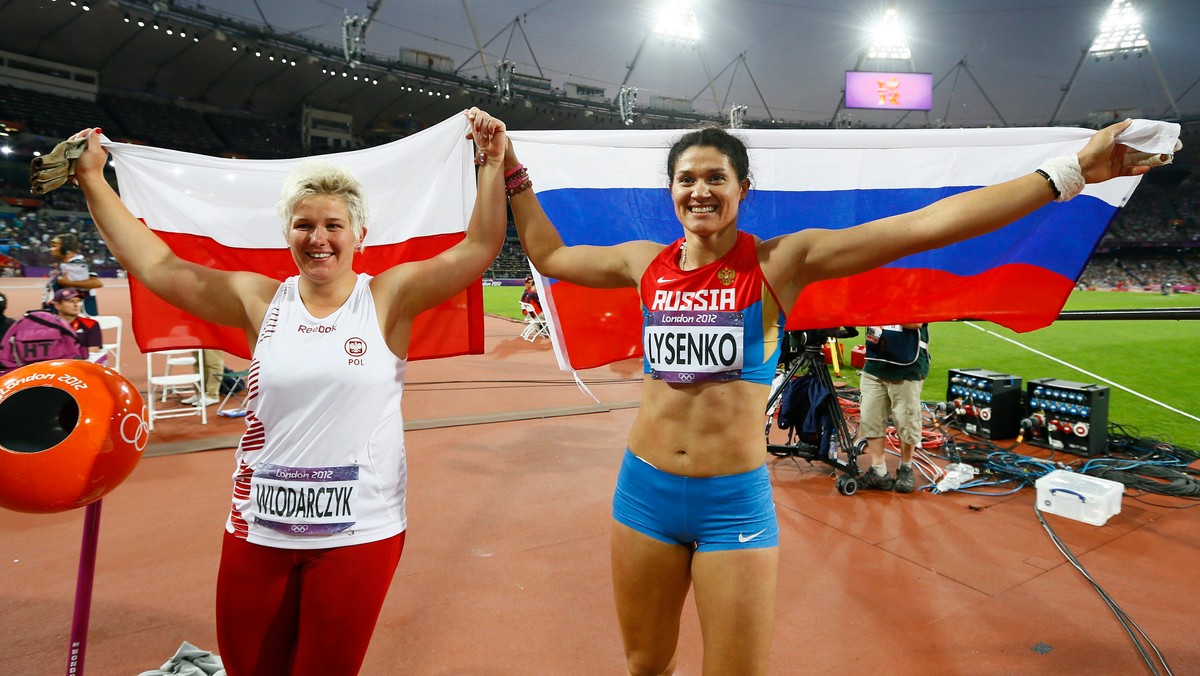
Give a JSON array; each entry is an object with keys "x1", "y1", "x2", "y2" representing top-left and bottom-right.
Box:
[{"x1": 612, "y1": 449, "x2": 779, "y2": 552}]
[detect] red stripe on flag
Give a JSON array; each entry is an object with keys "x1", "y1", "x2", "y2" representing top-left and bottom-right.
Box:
[
  {"x1": 131, "y1": 230, "x2": 482, "y2": 360},
  {"x1": 792, "y1": 264, "x2": 1074, "y2": 332},
  {"x1": 547, "y1": 263, "x2": 1073, "y2": 371},
  {"x1": 545, "y1": 284, "x2": 642, "y2": 370}
]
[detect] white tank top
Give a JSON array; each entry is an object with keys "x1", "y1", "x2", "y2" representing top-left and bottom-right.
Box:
[{"x1": 226, "y1": 273, "x2": 408, "y2": 549}]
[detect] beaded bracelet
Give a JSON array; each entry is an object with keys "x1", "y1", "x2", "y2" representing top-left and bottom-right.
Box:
[
  {"x1": 504, "y1": 163, "x2": 526, "y2": 181},
  {"x1": 506, "y1": 178, "x2": 533, "y2": 198},
  {"x1": 505, "y1": 168, "x2": 529, "y2": 192}
]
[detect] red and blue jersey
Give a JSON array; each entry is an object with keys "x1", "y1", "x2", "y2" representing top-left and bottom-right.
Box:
[{"x1": 640, "y1": 231, "x2": 785, "y2": 385}]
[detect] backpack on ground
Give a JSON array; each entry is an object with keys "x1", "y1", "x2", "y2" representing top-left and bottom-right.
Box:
[
  {"x1": 0, "y1": 310, "x2": 88, "y2": 375},
  {"x1": 219, "y1": 367, "x2": 247, "y2": 395}
]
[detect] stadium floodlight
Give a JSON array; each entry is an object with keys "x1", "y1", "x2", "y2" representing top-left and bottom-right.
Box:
[
  {"x1": 1050, "y1": 0, "x2": 1179, "y2": 123},
  {"x1": 619, "y1": 4, "x2": 719, "y2": 112},
  {"x1": 729, "y1": 104, "x2": 747, "y2": 129},
  {"x1": 829, "y1": 2, "x2": 918, "y2": 126},
  {"x1": 496, "y1": 59, "x2": 515, "y2": 102},
  {"x1": 343, "y1": 13, "x2": 366, "y2": 68},
  {"x1": 618, "y1": 86, "x2": 638, "y2": 126},
  {"x1": 866, "y1": 6, "x2": 911, "y2": 60},
  {"x1": 1089, "y1": 0, "x2": 1148, "y2": 58},
  {"x1": 654, "y1": 4, "x2": 700, "y2": 47}
]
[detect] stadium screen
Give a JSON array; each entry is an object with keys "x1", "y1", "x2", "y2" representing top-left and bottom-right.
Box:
[{"x1": 844, "y1": 71, "x2": 933, "y2": 111}]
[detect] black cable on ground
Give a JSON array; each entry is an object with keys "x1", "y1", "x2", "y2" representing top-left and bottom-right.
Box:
[{"x1": 1036, "y1": 506, "x2": 1174, "y2": 676}]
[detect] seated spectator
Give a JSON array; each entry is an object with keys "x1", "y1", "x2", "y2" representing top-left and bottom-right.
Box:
[
  {"x1": 0, "y1": 291, "x2": 14, "y2": 336},
  {"x1": 521, "y1": 275, "x2": 541, "y2": 317},
  {"x1": 50, "y1": 288, "x2": 103, "y2": 354}
]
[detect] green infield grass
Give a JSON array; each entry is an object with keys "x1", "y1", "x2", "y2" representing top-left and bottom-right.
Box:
[
  {"x1": 831, "y1": 291, "x2": 1200, "y2": 452},
  {"x1": 484, "y1": 285, "x2": 527, "y2": 321},
  {"x1": 484, "y1": 286, "x2": 1199, "y2": 450}
]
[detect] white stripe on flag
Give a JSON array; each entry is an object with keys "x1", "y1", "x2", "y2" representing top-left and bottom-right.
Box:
[
  {"x1": 509, "y1": 121, "x2": 1179, "y2": 206},
  {"x1": 104, "y1": 115, "x2": 476, "y2": 248}
]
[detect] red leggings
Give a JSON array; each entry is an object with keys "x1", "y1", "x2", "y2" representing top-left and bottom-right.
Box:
[{"x1": 215, "y1": 530, "x2": 405, "y2": 676}]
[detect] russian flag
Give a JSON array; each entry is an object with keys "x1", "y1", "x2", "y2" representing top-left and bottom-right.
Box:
[
  {"x1": 507, "y1": 125, "x2": 1163, "y2": 372},
  {"x1": 104, "y1": 115, "x2": 480, "y2": 360}
]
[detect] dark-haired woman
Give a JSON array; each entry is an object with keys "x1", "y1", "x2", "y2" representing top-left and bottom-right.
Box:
[{"x1": 505, "y1": 120, "x2": 1155, "y2": 674}]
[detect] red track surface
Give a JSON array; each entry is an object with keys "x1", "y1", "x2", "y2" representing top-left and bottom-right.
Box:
[{"x1": 1, "y1": 277, "x2": 1197, "y2": 674}]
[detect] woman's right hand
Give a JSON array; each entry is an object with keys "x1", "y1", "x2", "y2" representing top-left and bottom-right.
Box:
[{"x1": 464, "y1": 107, "x2": 507, "y2": 168}]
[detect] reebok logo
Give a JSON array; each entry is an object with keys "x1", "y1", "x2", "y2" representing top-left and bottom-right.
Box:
[{"x1": 738, "y1": 529, "x2": 766, "y2": 543}]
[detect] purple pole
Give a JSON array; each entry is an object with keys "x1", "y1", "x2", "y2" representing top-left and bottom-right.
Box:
[{"x1": 66, "y1": 500, "x2": 102, "y2": 676}]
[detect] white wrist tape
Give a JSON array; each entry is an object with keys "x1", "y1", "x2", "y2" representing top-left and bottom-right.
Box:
[{"x1": 1037, "y1": 154, "x2": 1085, "y2": 202}]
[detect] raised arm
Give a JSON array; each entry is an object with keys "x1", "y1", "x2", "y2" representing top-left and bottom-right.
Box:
[
  {"x1": 760, "y1": 119, "x2": 1159, "y2": 307},
  {"x1": 371, "y1": 108, "x2": 509, "y2": 324},
  {"x1": 72, "y1": 128, "x2": 277, "y2": 334},
  {"x1": 504, "y1": 139, "x2": 661, "y2": 289}
]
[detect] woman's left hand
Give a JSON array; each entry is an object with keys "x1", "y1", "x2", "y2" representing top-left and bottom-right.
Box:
[
  {"x1": 1077, "y1": 119, "x2": 1151, "y2": 184},
  {"x1": 465, "y1": 107, "x2": 507, "y2": 167}
]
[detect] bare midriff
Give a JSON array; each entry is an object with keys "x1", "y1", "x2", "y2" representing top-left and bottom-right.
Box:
[{"x1": 626, "y1": 376, "x2": 770, "y2": 477}]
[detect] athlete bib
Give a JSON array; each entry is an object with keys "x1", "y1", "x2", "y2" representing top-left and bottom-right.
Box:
[
  {"x1": 249, "y1": 463, "x2": 360, "y2": 536},
  {"x1": 640, "y1": 232, "x2": 784, "y2": 385}
]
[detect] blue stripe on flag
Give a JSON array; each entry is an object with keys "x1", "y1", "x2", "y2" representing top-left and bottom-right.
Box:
[{"x1": 538, "y1": 187, "x2": 1117, "y2": 280}]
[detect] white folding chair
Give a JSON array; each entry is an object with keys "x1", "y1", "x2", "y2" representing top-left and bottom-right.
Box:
[
  {"x1": 153, "y1": 349, "x2": 198, "y2": 400},
  {"x1": 93, "y1": 315, "x2": 122, "y2": 372},
  {"x1": 145, "y1": 349, "x2": 207, "y2": 429},
  {"x1": 519, "y1": 302, "x2": 550, "y2": 342}
]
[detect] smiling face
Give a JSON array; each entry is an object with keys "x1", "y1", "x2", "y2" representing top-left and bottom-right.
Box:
[
  {"x1": 287, "y1": 194, "x2": 359, "y2": 284},
  {"x1": 670, "y1": 145, "x2": 749, "y2": 238}
]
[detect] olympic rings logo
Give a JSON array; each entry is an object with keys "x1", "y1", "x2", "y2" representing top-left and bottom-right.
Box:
[
  {"x1": 290, "y1": 524, "x2": 309, "y2": 533},
  {"x1": 119, "y1": 407, "x2": 151, "y2": 453},
  {"x1": 677, "y1": 373, "x2": 695, "y2": 382}
]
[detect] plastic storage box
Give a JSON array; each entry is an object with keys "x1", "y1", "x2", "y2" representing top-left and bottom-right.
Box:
[{"x1": 1035, "y1": 470, "x2": 1124, "y2": 526}]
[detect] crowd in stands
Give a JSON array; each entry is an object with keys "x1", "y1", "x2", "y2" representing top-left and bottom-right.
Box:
[
  {"x1": 1, "y1": 179, "x2": 89, "y2": 212},
  {"x1": 1076, "y1": 259, "x2": 1131, "y2": 288},
  {"x1": 0, "y1": 210, "x2": 118, "y2": 271},
  {"x1": 1, "y1": 84, "x2": 309, "y2": 159},
  {"x1": 1077, "y1": 258, "x2": 1198, "y2": 289},
  {"x1": 1098, "y1": 182, "x2": 1200, "y2": 243},
  {"x1": 486, "y1": 238, "x2": 532, "y2": 280},
  {"x1": 1080, "y1": 179, "x2": 1200, "y2": 289}
]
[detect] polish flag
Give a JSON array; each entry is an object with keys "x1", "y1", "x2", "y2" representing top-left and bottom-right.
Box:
[
  {"x1": 507, "y1": 121, "x2": 1177, "y2": 371},
  {"x1": 104, "y1": 115, "x2": 479, "y2": 360}
]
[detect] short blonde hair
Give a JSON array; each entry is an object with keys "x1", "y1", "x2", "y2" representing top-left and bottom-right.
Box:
[{"x1": 277, "y1": 163, "x2": 368, "y2": 242}]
